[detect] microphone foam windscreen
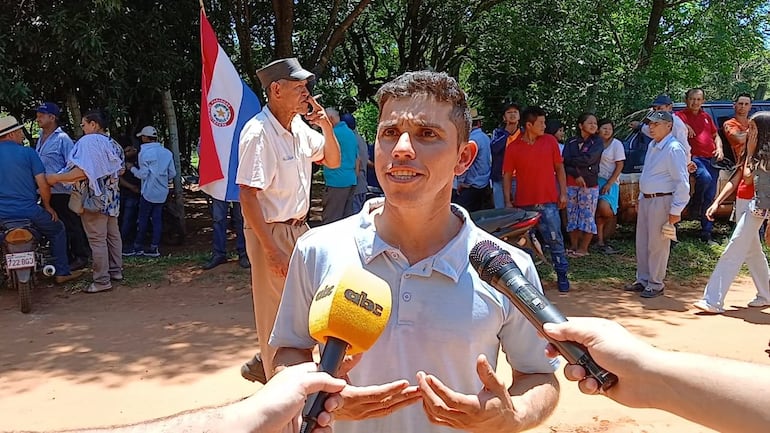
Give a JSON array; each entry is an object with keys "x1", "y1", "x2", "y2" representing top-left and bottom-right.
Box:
[{"x1": 308, "y1": 266, "x2": 392, "y2": 355}]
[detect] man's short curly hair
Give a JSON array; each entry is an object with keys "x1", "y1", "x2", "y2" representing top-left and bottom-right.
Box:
[{"x1": 375, "y1": 71, "x2": 471, "y2": 144}]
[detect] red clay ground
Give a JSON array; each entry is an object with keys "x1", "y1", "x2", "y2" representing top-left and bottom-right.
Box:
[{"x1": 1, "y1": 257, "x2": 769, "y2": 433}]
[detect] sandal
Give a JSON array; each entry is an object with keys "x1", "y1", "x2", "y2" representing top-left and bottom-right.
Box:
[{"x1": 568, "y1": 250, "x2": 589, "y2": 258}]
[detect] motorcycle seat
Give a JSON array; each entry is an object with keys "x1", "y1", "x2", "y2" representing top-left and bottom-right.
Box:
[{"x1": 470, "y1": 208, "x2": 538, "y2": 233}]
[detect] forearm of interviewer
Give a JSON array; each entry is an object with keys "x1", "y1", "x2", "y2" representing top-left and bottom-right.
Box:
[{"x1": 508, "y1": 372, "x2": 559, "y2": 431}]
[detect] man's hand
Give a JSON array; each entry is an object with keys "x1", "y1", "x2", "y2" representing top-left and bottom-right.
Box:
[
  {"x1": 668, "y1": 214, "x2": 681, "y2": 225},
  {"x1": 558, "y1": 193, "x2": 567, "y2": 209},
  {"x1": 686, "y1": 124, "x2": 695, "y2": 138},
  {"x1": 600, "y1": 184, "x2": 610, "y2": 195},
  {"x1": 46, "y1": 173, "x2": 59, "y2": 186},
  {"x1": 417, "y1": 354, "x2": 520, "y2": 433},
  {"x1": 714, "y1": 147, "x2": 724, "y2": 161},
  {"x1": 687, "y1": 161, "x2": 697, "y2": 173},
  {"x1": 543, "y1": 318, "x2": 660, "y2": 409},
  {"x1": 45, "y1": 205, "x2": 59, "y2": 222},
  {"x1": 575, "y1": 176, "x2": 586, "y2": 188},
  {"x1": 246, "y1": 362, "x2": 346, "y2": 433},
  {"x1": 266, "y1": 248, "x2": 290, "y2": 278},
  {"x1": 334, "y1": 380, "x2": 422, "y2": 421},
  {"x1": 304, "y1": 96, "x2": 331, "y2": 129}
]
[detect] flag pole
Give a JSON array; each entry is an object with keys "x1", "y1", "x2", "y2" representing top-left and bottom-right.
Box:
[{"x1": 199, "y1": 0, "x2": 206, "y2": 16}]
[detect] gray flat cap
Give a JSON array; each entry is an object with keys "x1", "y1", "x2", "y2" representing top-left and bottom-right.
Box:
[{"x1": 256, "y1": 58, "x2": 315, "y2": 89}]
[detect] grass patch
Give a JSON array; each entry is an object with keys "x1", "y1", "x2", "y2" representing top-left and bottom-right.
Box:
[
  {"x1": 536, "y1": 219, "x2": 764, "y2": 285},
  {"x1": 121, "y1": 251, "x2": 210, "y2": 286}
]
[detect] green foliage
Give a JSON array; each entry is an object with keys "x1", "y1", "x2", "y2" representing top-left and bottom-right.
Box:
[{"x1": 1, "y1": 0, "x2": 768, "y2": 157}]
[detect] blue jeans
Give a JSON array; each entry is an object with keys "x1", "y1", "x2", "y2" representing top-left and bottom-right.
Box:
[
  {"x1": 27, "y1": 207, "x2": 71, "y2": 276},
  {"x1": 120, "y1": 194, "x2": 140, "y2": 248},
  {"x1": 692, "y1": 156, "x2": 719, "y2": 237},
  {"x1": 523, "y1": 203, "x2": 568, "y2": 276},
  {"x1": 211, "y1": 199, "x2": 245, "y2": 258},
  {"x1": 492, "y1": 178, "x2": 517, "y2": 209},
  {"x1": 135, "y1": 197, "x2": 163, "y2": 249}
]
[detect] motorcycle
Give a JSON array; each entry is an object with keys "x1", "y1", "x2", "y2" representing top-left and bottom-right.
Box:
[
  {"x1": 470, "y1": 208, "x2": 547, "y2": 264},
  {"x1": 1, "y1": 220, "x2": 55, "y2": 313}
]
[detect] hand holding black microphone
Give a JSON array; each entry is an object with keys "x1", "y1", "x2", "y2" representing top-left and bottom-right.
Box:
[{"x1": 469, "y1": 240, "x2": 618, "y2": 391}]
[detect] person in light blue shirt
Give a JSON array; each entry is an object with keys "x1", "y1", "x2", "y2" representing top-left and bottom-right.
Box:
[
  {"x1": 321, "y1": 108, "x2": 358, "y2": 224},
  {"x1": 35, "y1": 102, "x2": 90, "y2": 269},
  {"x1": 624, "y1": 111, "x2": 690, "y2": 299},
  {"x1": 127, "y1": 126, "x2": 176, "y2": 257},
  {"x1": 453, "y1": 109, "x2": 491, "y2": 211}
]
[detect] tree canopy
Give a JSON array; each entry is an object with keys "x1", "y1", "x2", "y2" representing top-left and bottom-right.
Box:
[{"x1": 1, "y1": 0, "x2": 768, "y2": 153}]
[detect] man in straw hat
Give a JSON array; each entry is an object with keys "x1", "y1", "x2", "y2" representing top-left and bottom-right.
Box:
[{"x1": 0, "y1": 115, "x2": 82, "y2": 284}]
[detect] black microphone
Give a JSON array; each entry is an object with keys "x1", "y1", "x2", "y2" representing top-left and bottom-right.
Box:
[{"x1": 469, "y1": 240, "x2": 618, "y2": 391}]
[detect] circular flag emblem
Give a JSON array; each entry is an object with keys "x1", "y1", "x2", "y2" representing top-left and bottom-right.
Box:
[{"x1": 209, "y1": 98, "x2": 234, "y2": 127}]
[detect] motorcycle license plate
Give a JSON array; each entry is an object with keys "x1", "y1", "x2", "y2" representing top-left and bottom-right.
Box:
[{"x1": 6, "y1": 252, "x2": 35, "y2": 270}]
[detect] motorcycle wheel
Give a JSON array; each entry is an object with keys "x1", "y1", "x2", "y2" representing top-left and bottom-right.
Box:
[{"x1": 10, "y1": 272, "x2": 33, "y2": 314}]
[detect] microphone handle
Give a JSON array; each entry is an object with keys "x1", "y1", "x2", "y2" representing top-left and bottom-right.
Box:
[
  {"x1": 300, "y1": 336, "x2": 348, "y2": 433},
  {"x1": 494, "y1": 269, "x2": 618, "y2": 391}
]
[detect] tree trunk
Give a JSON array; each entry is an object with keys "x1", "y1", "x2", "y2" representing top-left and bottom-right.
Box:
[
  {"x1": 755, "y1": 84, "x2": 767, "y2": 101},
  {"x1": 66, "y1": 90, "x2": 83, "y2": 138},
  {"x1": 272, "y1": 0, "x2": 294, "y2": 58},
  {"x1": 309, "y1": 0, "x2": 373, "y2": 76},
  {"x1": 233, "y1": 0, "x2": 259, "y2": 87},
  {"x1": 161, "y1": 89, "x2": 186, "y2": 237},
  {"x1": 636, "y1": 0, "x2": 667, "y2": 70}
]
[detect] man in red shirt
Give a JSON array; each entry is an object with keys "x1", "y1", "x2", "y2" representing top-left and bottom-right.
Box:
[
  {"x1": 676, "y1": 88, "x2": 724, "y2": 244},
  {"x1": 502, "y1": 106, "x2": 570, "y2": 291}
]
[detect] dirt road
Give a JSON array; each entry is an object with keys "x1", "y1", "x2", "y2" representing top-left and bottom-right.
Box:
[{"x1": 1, "y1": 262, "x2": 768, "y2": 433}]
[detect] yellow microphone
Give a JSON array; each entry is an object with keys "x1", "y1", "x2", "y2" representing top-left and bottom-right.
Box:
[{"x1": 300, "y1": 266, "x2": 392, "y2": 433}]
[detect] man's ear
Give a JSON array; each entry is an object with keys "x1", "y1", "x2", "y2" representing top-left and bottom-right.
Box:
[{"x1": 455, "y1": 140, "x2": 478, "y2": 176}]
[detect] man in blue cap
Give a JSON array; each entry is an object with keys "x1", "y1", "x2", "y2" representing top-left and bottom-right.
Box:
[
  {"x1": 36, "y1": 102, "x2": 90, "y2": 270},
  {"x1": 633, "y1": 94, "x2": 691, "y2": 159}
]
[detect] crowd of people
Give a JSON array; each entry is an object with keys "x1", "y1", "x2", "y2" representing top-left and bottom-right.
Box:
[
  {"x1": 0, "y1": 104, "x2": 176, "y2": 293},
  {"x1": 2, "y1": 59, "x2": 770, "y2": 433}
]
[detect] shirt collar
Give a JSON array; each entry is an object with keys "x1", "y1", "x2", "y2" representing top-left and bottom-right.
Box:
[
  {"x1": 651, "y1": 132, "x2": 674, "y2": 149},
  {"x1": 354, "y1": 199, "x2": 475, "y2": 283},
  {"x1": 263, "y1": 105, "x2": 301, "y2": 138}
]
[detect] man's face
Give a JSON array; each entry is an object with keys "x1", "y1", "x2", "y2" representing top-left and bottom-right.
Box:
[
  {"x1": 375, "y1": 97, "x2": 474, "y2": 209},
  {"x1": 647, "y1": 121, "x2": 672, "y2": 141},
  {"x1": 653, "y1": 104, "x2": 673, "y2": 112},
  {"x1": 734, "y1": 96, "x2": 752, "y2": 117},
  {"x1": 503, "y1": 108, "x2": 520, "y2": 126},
  {"x1": 527, "y1": 116, "x2": 547, "y2": 137},
  {"x1": 273, "y1": 79, "x2": 310, "y2": 115},
  {"x1": 3, "y1": 129, "x2": 24, "y2": 144},
  {"x1": 36, "y1": 112, "x2": 55, "y2": 130},
  {"x1": 686, "y1": 90, "x2": 704, "y2": 111}
]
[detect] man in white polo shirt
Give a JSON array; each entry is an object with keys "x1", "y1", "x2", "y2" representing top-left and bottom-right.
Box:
[
  {"x1": 271, "y1": 71, "x2": 559, "y2": 433},
  {"x1": 236, "y1": 58, "x2": 340, "y2": 383}
]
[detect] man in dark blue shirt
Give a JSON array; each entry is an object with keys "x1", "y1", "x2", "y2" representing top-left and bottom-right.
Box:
[{"x1": 0, "y1": 116, "x2": 80, "y2": 283}]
